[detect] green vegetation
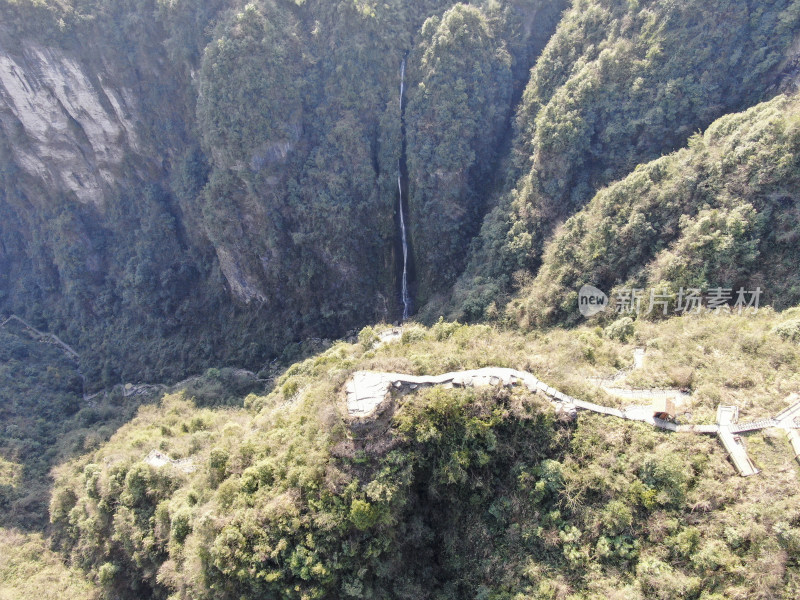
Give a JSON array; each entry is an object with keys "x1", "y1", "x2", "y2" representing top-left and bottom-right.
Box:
[
  {"x1": 406, "y1": 3, "x2": 513, "y2": 298},
  {"x1": 3, "y1": 0, "x2": 800, "y2": 380},
  {"x1": 193, "y1": 0, "x2": 560, "y2": 333},
  {"x1": 5, "y1": 1, "x2": 800, "y2": 598},
  {"x1": 453, "y1": 0, "x2": 800, "y2": 319},
  {"x1": 509, "y1": 92, "x2": 800, "y2": 327},
  {"x1": 0, "y1": 324, "x2": 104, "y2": 528},
  {"x1": 0, "y1": 0, "x2": 569, "y2": 383},
  {"x1": 0, "y1": 528, "x2": 99, "y2": 600},
  {"x1": 0, "y1": 0, "x2": 241, "y2": 386},
  {"x1": 49, "y1": 315, "x2": 800, "y2": 598},
  {"x1": 0, "y1": 321, "x2": 266, "y2": 529}
]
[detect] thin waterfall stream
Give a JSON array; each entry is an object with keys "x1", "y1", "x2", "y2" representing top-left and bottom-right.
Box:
[{"x1": 398, "y1": 58, "x2": 412, "y2": 320}]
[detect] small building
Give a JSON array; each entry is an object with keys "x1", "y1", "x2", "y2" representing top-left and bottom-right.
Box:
[{"x1": 652, "y1": 397, "x2": 676, "y2": 420}]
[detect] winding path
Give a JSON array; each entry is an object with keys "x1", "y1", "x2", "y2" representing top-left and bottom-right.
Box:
[
  {"x1": 1, "y1": 315, "x2": 80, "y2": 358},
  {"x1": 345, "y1": 362, "x2": 800, "y2": 477},
  {"x1": 1, "y1": 314, "x2": 90, "y2": 399}
]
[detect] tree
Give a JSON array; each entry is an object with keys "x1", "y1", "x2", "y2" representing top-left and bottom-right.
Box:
[{"x1": 406, "y1": 3, "x2": 513, "y2": 300}]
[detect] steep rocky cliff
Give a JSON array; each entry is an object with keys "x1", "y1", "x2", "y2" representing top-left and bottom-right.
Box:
[
  {"x1": 0, "y1": 1, "x2": 294, "y2": 384},
  {"x1": 0, "y1": 42, "x2": 139, "y2": 206},
  {"x1": 0, "y1": 0, "x2": 565, "y2": 385},
  {"x1": 2, "y1": 0, "x2": 799, "y2": 386}
]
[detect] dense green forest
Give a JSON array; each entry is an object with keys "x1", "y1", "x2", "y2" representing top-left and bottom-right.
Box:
[
  {"x1": 50, "y1": 317, "x2": 800, "y2": 599},
  {"x1": 3, "y1": 0, "x2": 800, "y2": 598},
  {"x1": 0, "y1": 319, "x2": 269, "y2": 530},
  {"x1": 2, "y1": 0, "x2": 797, "y2": 380},
  {"x1": 510, "y1": 92, "x2": 800, "y2": 327},
  {"x1": 448, "y1": 0, "x2": 800, "y2": 320},
  {"x1": 0, "y1": 0, "x2": 566, "y2": 385}
]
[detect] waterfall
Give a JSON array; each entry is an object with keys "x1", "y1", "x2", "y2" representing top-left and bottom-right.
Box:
[
  {"x1": 398, "y1": 59, "x2": 411, "y2": 321},
  {"x1": 398, "y1": 173, "x2": 410, "y2": 320},
  {"x1": 400, "y1": 58, "x2": 405, "y2": 101}
]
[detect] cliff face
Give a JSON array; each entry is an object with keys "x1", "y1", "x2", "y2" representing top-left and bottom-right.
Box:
[
  {"x1": 2, "y1": 0, "x2": 798, "y2": 385},
  {"x1": 0, "y1": 35, "x2": 144, "y2": 208},
  {"x1": 0, "y1": 15, "x2": 237, "y2": 385},
  {"x1": 0, "y1": 0, "x2": 567, "y2": 385}
]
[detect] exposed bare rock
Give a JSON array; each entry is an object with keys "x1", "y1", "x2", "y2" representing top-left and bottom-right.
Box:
[
  {"x1": 345, "y1": 367, "x2": 558, "y2": 423},
  {"x1": 0, "y1": 41, "x2": 142, "y2": 207},
  {"x1": 214, "y1": 246, "x2": 268, "y2": 305},
  {"x1": 145, "y1": 450, "x2": 195, "y2": 474}
]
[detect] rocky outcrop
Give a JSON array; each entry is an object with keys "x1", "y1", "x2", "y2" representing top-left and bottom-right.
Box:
[
  {"x1": 214, "y1": 246, "x2": 268, "y2": 305},
  {"x1": 145, "y1": 450, "x2": 195, "y2": 473},
  {"x1": 345, "y1": 367, "x2": 579, "y2": 424}
]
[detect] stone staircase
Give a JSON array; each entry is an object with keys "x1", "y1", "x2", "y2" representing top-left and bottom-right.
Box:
[{"x1": 730, "y1": 419, "x2": 779, "y2": 434}]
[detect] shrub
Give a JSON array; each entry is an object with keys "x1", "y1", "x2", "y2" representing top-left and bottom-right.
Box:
[
  {"x1": 605, "y1": 317, "x2": 635, "y2": 342},
  {"x1": 773, "y1": 319, "x2": 800, "y2": 342},
  {"x1": 349, "y1": 499, "x2": 381, "y2": 531},
  {"x1": 358, "y1": 326, "x2": 378, "y2": 350},
  {"x1": 97, "y1": 562, "x2": 118, "y2": 586}
]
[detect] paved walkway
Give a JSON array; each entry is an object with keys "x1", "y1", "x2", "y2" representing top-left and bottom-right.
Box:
[
  {"x1": 714, "y1": 405, "x2": 759, "y2": 476},
  {"x1": 588, "y1": 346, "x2": 691, "y2": 407},
  {"x1": 346, "y1": 368, "x2": 558, "y2": 419},
  {"x1": 345, "y1": 363, "x2": 800, "y2": 477}
]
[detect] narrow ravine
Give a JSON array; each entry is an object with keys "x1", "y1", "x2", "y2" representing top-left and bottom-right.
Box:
[{"x1": 397, "y1": 57, "x2": 413, "y2": 320}]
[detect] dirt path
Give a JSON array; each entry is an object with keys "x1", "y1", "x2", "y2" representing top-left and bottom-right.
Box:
[{"x1": 1, "y1": 315, "x2": 80, "y2": 359}]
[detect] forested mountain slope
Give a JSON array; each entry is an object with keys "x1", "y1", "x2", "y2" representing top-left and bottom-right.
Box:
[
  {"x1": 50, "y1": 318, "x2": 800, "y2": 599},
  {"x1": 450, "y1": 0, "x2": 800, "y2": 319},
  {"x1": 0, "y1": 0, "x2": 564, "y2": 386},
  {"x1": 510, "y1": 92, "x2": 800, "y2": 327},
  {"x1": 3, "y1": 0, "x2": 800, "y2": 385},
  {"x1": 3, "y1": 2, "x2": 800, "y2": 597}
]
